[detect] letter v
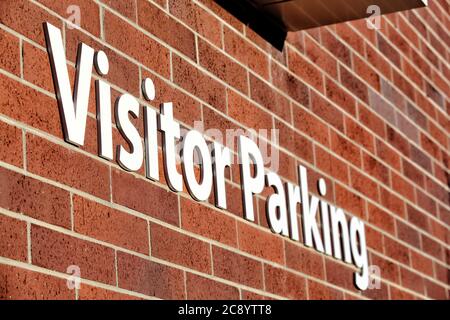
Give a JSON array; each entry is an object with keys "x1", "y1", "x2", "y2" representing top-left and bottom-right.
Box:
[{"x1": 44, "y1": 22, "x2": 94, "y2": 146}]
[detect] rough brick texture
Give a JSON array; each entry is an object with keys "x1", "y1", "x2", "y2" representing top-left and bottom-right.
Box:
[{"x1": 0, "y1": 0, "x2": 448, "y2": 300}]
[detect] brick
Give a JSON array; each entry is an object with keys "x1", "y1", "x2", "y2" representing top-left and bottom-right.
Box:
[
  {"x1": 425, "y1": 279, "x2": 448, "y2": 300},
  {"x1": 37, "y1": 0, "x2": 100, "y2": 36},
  {"x1": 384, "y1": 236, "x2": 410, "y2": 265},
  {"x1": 314, "y1": 145, "x2": 349, "y2": 184},
  {"x1": 387, "y1": 126, "x2": 410, "y2": 157},
  {"x1": 186, "y1": 273, "x2": 239, "y2": 300},
  {"x1": 173, "y1": 54, "x2": 226, "y2": 113},
  {"x1": 227, "y1": 89, "x2": 272, "y2": 130},
  {"x1": 293, "y1": 106, "x2": 330, "y2": 146},
  {"x1": 330, "y1": 130, "x2": 362, "y2": 167},
  {"x1": 0, "y1": 265, "x2": 73, "y2": 300},
  {"x1": 104, "y1": 10, "x2": 170, "y2": 79},
  {"x1": 368, "y1": 204, "x2": 395, "y2": 235},
  {"x1": 311, "y1": 91, "x2": 344, "y2": 132},
  {"x1": 31, "y1": 225, "x2": 116, "y2": 285},
  {"x1": 410, "y1": 145, "x2": 432, "y2": 171},
  {"x1": 340, "y1": 66, "x2": 368, "y2": 103},
  {"x1": 288, "y1": 48, "x2": 324, "y2": 92},
  {"x1": 369, "y1": 89, "x2": 396, "y2": 125},
  {"x1": 350, "y1": 168, "x2": 379, "y2": 201},
  {"x1": 26, "y1": 134, "x2": 110, "y2": 200},
  {"x1": 335, "y1": 23, "x2": 365, "y2": 54},
  {"x1": 241, "y1": 290, "x2": 268, "y2": 300},
  {"x1": 111, "y1": 169, "x2": 179, "y2": 226},
  {"x1": 264, "y1": 264, "x2": 307, "y2": 299},
  {"x1": 390, "y1": 286, "x2": 416, "y2": 300},
  {"x1": 150, "y1": 223, "x2": 211, "y2": 273},
  {"x1": 0, "y1": 214, "x2": 27, "y2": 262},
  {"x1": 0, "y1": 121, "x2": 22, "y2": 168},
  {"x1": 307, "y1": 279, "x2": 344, "y2": 300},
  {"x1": 78, "y1": 284, "x2": 140, "y2": 300},
  {"x1": 212, "y1": 246, "x2": 263, "y2": 289},
  {"x1": 276, "y1": 120, "x2": 314, "y2": 163},
  {"x1": 325, "y1": 77, "x2": 356, "y2": 116},
  {"x1": 0, "y1": 167, "x2": 71, "y2": 228},
  {"x1": 0, "y1": 0, "x2": 61, "y2": 47},
  {"x1": 237, "y1": 221, "x2": 284, "y2": 264},
  {"x1": 375, "y1": 139, "x2": 401, "y2": 171},
  {"x1": 224, "y1": 26, "x2": 269, "y2": 80},
  {"x1": 400, "y1": 268, "x2": 424, "y2": 295},
  {"x1": 73, "y1": 195, "x2": 149, "y2": 254},
  {"x1": 180, "y1": 197, "x2": 237, "y2": 247},
  {"x1": 170, "y1": 0, "x2": 222, "y2": 48},
  {"x1": 366, "y1": 45, "x2": 392, "y2": 79},
  {"x1": 23, "y1": 43, "x2": 54, "y2": 93},
  {"x1": 393, "y1": 71, "x2": 415, "y2": 100},
  {"x1": 391, "y1": 172, "x2": 415, "y2": 202},
  {"x1": 396, "y1": 220, "x2": 420, "y2": 248},
  {"x1": 138, "y1": 0, "x2": 195, "y2": 60},
  {"x1": 117, "y1": 252, "x2": 185, "y2": 299},
  {"x1": 380, "y1": 79, "x2": 406, "y2": 112},
  {"x1": 380, "y1": 187, "x2": 405, "y2": 218},
  {"x1": 334, "y1": 184, "x2": 365, "y2": 219},
  {"x1": 377, "y1": 34, "x2": 401, "y2": 66},
  {"x1": 421, "y1": 235, "x2": 443, "y2": 261},
  {"x1": 65, "y1": 29, "x2": 141, "y2": 97},
  {"x1": 285, "y1": 241, "x2": 324, "y2": 278},
  {"x1": 0, "y1": 74, "x2": 62, "y2": 138},
  {"x1": 325, "y1": 259, "x2": 356, "y2": 292},
  {"x1": 304, "y1": 35, "x2": 337, "y2": 78},
  {"x1": 410, "y1": 251, "x2": 433, "y2": 277},
  {"x1": 199, "y1": 38, "x2": 248, "y2": 94},
  {"x1": 252, "y1": 71, "x2": 295, "y2": 122},
  {"x1": 370, "y1": 253, "x2": 400, "y2": 284},
  {"x1": 101, "y1": 0, "x2": 137, "y2": 21},
  {"x1": 345, "y1": 117, "x2": 374, "y2": 153},
  {"x1": 0, "y1": 28, "x2": 20, "y2": 76},
  {"x1": 407, "y1": 205, "x2": 429, "y2": 232},
  {"x1": 362, "y1": 152, "x2": 390, "y2": 186},
  {"x1": 358, "y1": 104, "x2": 386, "y2": 139},
  {"x1": 196, "y1": 0, "x2": 244, "y2": 33},
  {"x1": 402, "y1": 159, "x2": 425, "y2": 188},
  {"x1": 320, "y1": 28, "x2": 351, "y2": 67}
]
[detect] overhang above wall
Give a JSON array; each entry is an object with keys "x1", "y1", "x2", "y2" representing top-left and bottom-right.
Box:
[{"x1": 215, "y1": 0, "x2": 428, "y2": 50}]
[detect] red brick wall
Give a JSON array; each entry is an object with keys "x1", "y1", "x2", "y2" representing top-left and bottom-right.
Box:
[{"x1": 0, "y1": 0, "x2": 448, "y2": 300}]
